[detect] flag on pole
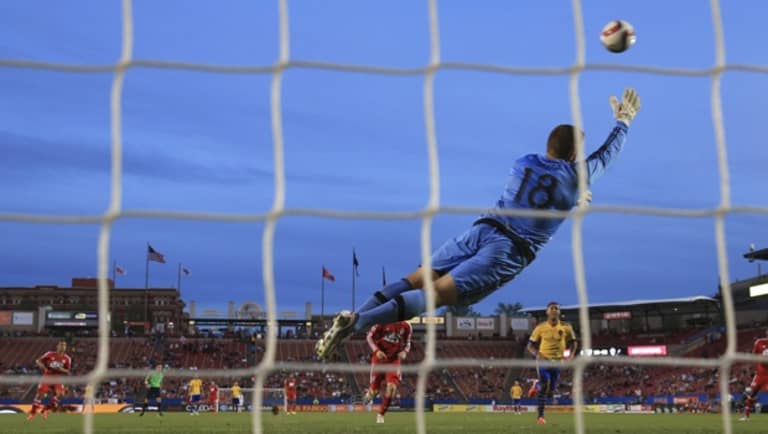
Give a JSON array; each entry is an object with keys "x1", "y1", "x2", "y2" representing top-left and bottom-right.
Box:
[
  {"x1": 147, "y1": 245, "x2": 166, "y2": 263},
  {"x1": 115, "y1": 264, "x2": 127, "y2": 276},
  {"x1": 353, "y1": 249, "x2": 360, "y2": 277},
  {"x1": 382, "y1": 266, "x2": 387, "y2": 286},
  {"x1": 322, "y1": 266, "x2": 335, "y2": 282},
  {"x1": 181, "y1": 266, "x2": 191, "y2": 276}
]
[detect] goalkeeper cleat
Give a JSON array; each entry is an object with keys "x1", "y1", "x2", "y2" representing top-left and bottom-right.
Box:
[
  {"x1": 376, "y1": 414, "x2": 385, "y2": 424},
  {"x1": 315, "y1": 311, "x2": 357, "y2": 360},
  {"x1": 537, "y1": 417, "x2": 546, "y2": 425}
]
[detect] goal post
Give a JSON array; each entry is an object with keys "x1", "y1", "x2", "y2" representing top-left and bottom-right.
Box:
[{"x1": 217, "y1": 387, "x2": 286, "y2": 413}]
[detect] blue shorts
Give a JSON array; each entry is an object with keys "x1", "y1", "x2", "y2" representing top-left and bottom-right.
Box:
[
  {"x1": 513, "y1": 398, "x2": 521, "y2": 405},
  {"x1": 232, "y1": 397, "x2": 240, "y2": 405},
  {"x1": 431, "y1": 223, "x2": 529, "y2": 305},
  {"x1": 537, "y1": 368, "x2": 560, "y2": 391},
  {"x1": 191, "y1": 394, "x2": 201, "y2": 403}
]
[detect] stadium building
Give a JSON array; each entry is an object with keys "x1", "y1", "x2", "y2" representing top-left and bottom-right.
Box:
[{"x1": 0, "y1": 277, "x2": 185, "y2": 334}]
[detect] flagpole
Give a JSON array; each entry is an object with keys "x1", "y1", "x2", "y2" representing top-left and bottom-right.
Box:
[
  {"x1": 145, "y1": 243, "x2": 150, "y2": 289},
  {"x1": 145, "y1": 243, "x2": 149, "y2": 333},
  {"x1": 177, "y1": 263, "x2": 182, "y2": 292},
  {"x1": 112, "y1": 259, "x2": 116, "y2": 285},
  {"x1": 352, "y1": 249, "x2": 356, "y2": 312},
  {"x1": 321, "y1": 266, "x2": 325, "y2": 319}
]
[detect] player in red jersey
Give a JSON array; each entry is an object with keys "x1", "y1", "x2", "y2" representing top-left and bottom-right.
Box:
[
  {"x1": 284, "y1": 374, "x2": 298, "y2": 415},
  {"x1": 27, "y1": 340, "x2": 72, "y2": 421},
  {"x1": 208, "y1": 381, "x2": 219, "y2": 413},
  {"x1": 740, "y1": 329, "x2": 768, "y2": 421},
  {"x1": 363, "y1": 321, "x2": 412, "y2": 424}
]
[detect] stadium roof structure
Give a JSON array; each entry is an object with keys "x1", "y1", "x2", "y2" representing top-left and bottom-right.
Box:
[
  {"x1": 744, "y1": 246, "x2": 768, "y2": 262},
  {"x1": 521, "y1": 295, "x2": 720, "y2": 317}
]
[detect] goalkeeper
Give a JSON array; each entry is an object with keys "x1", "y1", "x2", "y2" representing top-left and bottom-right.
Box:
[{"x1": 317, "y1": 88, "x2": 640, "y2": 359}]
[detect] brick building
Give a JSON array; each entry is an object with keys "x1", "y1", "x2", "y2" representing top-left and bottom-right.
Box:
[{"x1": 0, "y1": 277, "x2": 186, "y2": 333}]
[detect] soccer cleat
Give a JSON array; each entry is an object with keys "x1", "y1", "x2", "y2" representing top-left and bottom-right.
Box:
[
  {"x1": 537, "y1": 417, "x2": 546, "y2": 425},
  {"x1": 315, "y1": 311, "x2": 357, "y2": 360},
  {"x1": 376, "y1": 414, "x2": 385, "y2": 424},
  {"x1": 739, "y1": 416, "x2": 749, "y2": 422}
]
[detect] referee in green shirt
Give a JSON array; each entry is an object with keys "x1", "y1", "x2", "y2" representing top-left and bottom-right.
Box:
[{"x1": 140, "y1": 364, "x2": 164, "y2": 416}]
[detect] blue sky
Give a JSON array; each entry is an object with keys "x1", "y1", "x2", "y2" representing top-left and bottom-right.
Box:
[{"x1": 1, "y1": 1, "x2": 766, "y2": 317}]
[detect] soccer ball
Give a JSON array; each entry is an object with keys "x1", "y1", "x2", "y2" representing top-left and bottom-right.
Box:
[{"x1": 600, "y1": 20, "x2": 636, "y2": 53}]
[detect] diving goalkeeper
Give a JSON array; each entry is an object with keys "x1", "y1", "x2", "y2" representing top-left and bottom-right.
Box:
[{"x1": 317, "y1": 88, "x2": 640, "y2": 359}]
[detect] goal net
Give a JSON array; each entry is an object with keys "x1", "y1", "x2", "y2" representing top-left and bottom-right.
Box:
[
  {"x1": 217, "y1": 388, "x2": 286, "y2": 413},
  {"x1": 0, "y1": 1, "x2": 765, "y2": 434}
]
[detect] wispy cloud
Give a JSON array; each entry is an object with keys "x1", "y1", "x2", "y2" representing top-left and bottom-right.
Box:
[{"x1": 0, "y1": 130, "x2": 355, "y2": 186}]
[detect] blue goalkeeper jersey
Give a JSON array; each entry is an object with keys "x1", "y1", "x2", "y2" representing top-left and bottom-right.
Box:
[{"x1": 480, "y1": 121, "x2": 629, "y2": 252}]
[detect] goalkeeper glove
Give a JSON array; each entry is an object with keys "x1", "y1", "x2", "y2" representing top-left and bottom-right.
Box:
[{"x1": 609, "y1": 88, "x2": 640, "y2": 126}]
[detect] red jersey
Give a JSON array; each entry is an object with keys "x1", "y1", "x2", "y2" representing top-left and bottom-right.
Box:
[
  {"x1": 284, "y1": 378, "x2": 297, "y2": 394},
  {"x1": 38, "y1": 351, "x2": 71, "y2": 376},
  {"x1": 208, "y1": 384, "x2": 219, "y2": 399},
  {"x1": 367, "y1": 321, "x2": 412, "y2": 362},
  {"x1": 753, "y1": 338, "x2": 768, "y2": 376}
]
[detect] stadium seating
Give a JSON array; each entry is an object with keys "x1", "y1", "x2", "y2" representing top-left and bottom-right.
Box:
[{"x1": 1, "y1": 323, "x2": 765, "y2": 404}]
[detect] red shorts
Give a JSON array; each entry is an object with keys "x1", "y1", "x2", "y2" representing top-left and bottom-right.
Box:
[
  {"x1": 37, "y1": 383, "x2": 65, "y2": 396},
  {"x1": 370, "y1": 359, "x2": 401, "y2": 390},
  {"x1": 286, "y1": 393, "x2": 297, "y2": 402},
  {"x1": 750, "y1": 373, "x2": 768, "y2": 392}
]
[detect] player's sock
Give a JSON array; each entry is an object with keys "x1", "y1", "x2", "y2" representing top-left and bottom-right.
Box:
[
  {"x1": 380, "y1": 396, "x2": 392, "y2": 416},
  {"x1": 157, "y1": 400, "x2": 163, "y2": 415},
  {"x1": 357, "y1": 279, "x2": 413, "y2": 312},
  {"x1": 354, "y1": 290, "x2": 426, "y2": 332},
  {"x1": 44, "y1": 397, "x2": 59, "y2": 413},
  {"x1": 745, "y1": 397, "x2": 754, "y2": 417},
  {"x1": 537, "y1": 394, "x2": 546, "y2": 418},
  {"x1": 141, "y1": 402, "x2": 148, "y2": 415},
  {"x1": 30, "y1": 399, "x2": 42, "y2": 415}
]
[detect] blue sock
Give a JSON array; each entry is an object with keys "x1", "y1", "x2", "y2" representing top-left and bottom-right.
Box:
[
  {"x1": 354, "y1": 289, "x2": 426, "y2": 332},
  {"x1": 357, "y1": 279, "x2": 414, "y2": 313}
]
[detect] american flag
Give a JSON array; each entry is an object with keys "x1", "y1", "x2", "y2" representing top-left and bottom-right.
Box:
[
  {"x1": 147, "y1": 245, "x2": 166, "y2": 264},
  {"x1": 322, "y1": 266, "x2": 335, "y2": 282},
  {"x1": 115, "y1": 264, "x2": 127, "y2": 276}
]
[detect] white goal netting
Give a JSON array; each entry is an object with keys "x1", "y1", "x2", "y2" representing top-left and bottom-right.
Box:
[{"x1": 1, "y1": 1, "x2": 767, "y2": 434}]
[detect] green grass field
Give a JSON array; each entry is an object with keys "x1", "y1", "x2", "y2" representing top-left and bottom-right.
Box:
[{"x1": 2, "y1": 412, "x2": 765, "y2": 434}]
